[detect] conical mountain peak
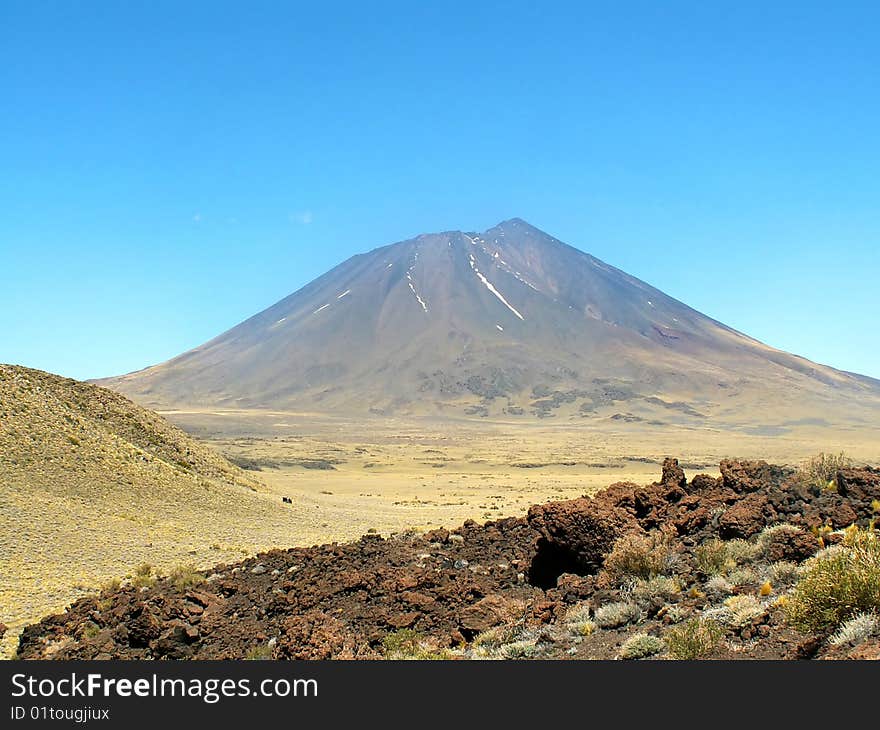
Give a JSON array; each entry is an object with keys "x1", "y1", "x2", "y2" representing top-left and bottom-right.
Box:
[{"x1": 98, "y1": 221, "x2": 880, "y2": 424}]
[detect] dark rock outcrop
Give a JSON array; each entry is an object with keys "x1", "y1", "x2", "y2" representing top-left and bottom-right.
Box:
[
  {"x1": 762, "y1": 526, "x2": 818, "y2": 563},
  {"x1": 719, "y1": 493, "x2": 777, "y2": 539},
  {"x1": 836, "y1": 467, "x2": 880, "y2": 502},
  {"x1": 527, "y1": 494, "x2": 639, "y2": 585},
  {"x1": 16, "y1": 460, "x2": 880, "y2": 661},
  {"x1": 659, "y1": 457, "x2": 687, "y2": 490},
  {"x1": 720, "y1": 459, "x2": 794, "y2": 493}
]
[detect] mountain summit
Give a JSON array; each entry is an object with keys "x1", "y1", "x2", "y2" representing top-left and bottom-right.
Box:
[{"x1": 99, "y1": 219, "x2": 880, "y2": 424}]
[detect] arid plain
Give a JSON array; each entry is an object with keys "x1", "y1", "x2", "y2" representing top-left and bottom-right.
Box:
[
  {"x1": 3, "y1": 402, "x2": 879, "y2": 659},
  {"x1": 179, "y1": 408, "x2": 880, "y2": 531}
]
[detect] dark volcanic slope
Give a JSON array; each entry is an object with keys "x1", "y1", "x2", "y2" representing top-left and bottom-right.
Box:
[{"x1": 99, "y1": 219, "x2": 880, "y2": 422}]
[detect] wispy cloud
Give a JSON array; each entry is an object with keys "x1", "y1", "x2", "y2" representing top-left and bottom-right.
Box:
[{"x1": 290, "y1": 210, "x2": 313, "y2": 225}]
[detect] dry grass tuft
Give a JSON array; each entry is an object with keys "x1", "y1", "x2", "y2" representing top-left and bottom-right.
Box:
[{"x1": 796, "y1": 452, "x2": 852, "y2": 492}]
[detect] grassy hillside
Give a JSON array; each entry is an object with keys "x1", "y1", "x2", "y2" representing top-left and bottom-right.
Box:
[{"x1": 0, "y1": 365, "x2": 296, "y2": 657}]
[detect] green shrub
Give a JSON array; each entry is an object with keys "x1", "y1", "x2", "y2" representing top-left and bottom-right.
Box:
[
  {"x1": 381, "y1": 629, "x2": 450, "y2": 660},
  {"x1": 785, "y1": 526, "x2": 880, "y2": 632},
  {"x1": 471, "y1": 625, "x2": 539, "y2": 659},
  {"x1": 694, "y1": 535, "x2": 764, "y2": 577},
  {"x1": 245, "y1": 643, "x2": 274, "y2": 660},
  {"x1": 695, "y1": 539, "x2": 733, "y2": 575},
  {"x1": 619, "y1": 633, "x2": 665, "y2": 659},
  {"x1": 563, "y1": 602, "x2": 592, "y2": 624},
  {"x1": 81, "y1": 621, "x2": 101, "y2": 639},
  {"x1": 572, "y1": 620, "x2": 595, "y2": 636},
  {"x1": 726, "y1": 567, "x2": 758, "y2": 588},
  {"x1": 382, "y1": 629, "x2": 423, "y2": 656},
  {"x1": 660, "y1": 605, "x2": 689, "y2": 624},
  {"x1": 664, "y1": 618, "x2": 724, "y2": 659},
  {"x1": 472, "y1": 624, "x2": 519, "y2": 649}
]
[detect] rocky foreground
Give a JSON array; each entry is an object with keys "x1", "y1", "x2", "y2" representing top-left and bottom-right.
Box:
[{"x1": 17, "y1": 459, "x2": 880, "y2": 660}]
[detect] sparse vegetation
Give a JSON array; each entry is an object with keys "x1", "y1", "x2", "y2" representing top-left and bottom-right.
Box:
[
  {"x1": 619, "y1": 632, "x2": 665, "y2": 659},
  {"x1": 664, "y1": 618, "x2": 724, "y2": 659},
  {"x1": 380, "y1": 629, "x2": 450, "y2": 660},
  {"x1": 755, "y1": 524, "x2": 805, "y2": 556},
  {"x1": 381, "y1": 629, "x2": 423, "y2": 657},
  {"x1": 245, "y1": 643, "x2": 274, "y2": 660},
  {"x1": 166, "y1": 564, "x2": 204, "y2": 591},
  {"x1": 704, "y1": 574, "x2": 733, "y2": 599},
  {"x1": 709, "y1": 595, "x2": 766, "y2": 628},
  {"x1": 766, "y1": 560, "x2": 800, "y2": 587},
  {"x1": 695, "y1": 539, "x2": 732, "y2": 575},
  {"x1": 130, "y1": 563, "x2": 156, "y2": 589},
  {"x1": 99, "y1": 578, "x2": 121, "y2": 594},
  {"x1": 796, "y1": 451, "x2": 852, "y2": 492},
  {"x1": 724, "y1": 538, "x2": 760, "y2": 565},
  {"x1": 4, "y1": 362, "x2": 879, "y2": 662},
  {"x1": 627, "y1": 575, "x2": 681, "y2": 610},
  {"x1": 562, "y1": 603, "x2": 596, "y2": 636},
  {"x1": 0, "y1": 363, "x2": 271, "y2": 658},
  {"x1": 828, "y1": 612, "x2": 879, "y2": 647},
  {"x1": 786, "y1": 526, "x2": 880, "y2": 632},
  {"x1": 594, "y1": 601, "x2": 642, "y2": 628},
  {"x1": 603, "y1": 529, "x2": 674, "y2": 583}
]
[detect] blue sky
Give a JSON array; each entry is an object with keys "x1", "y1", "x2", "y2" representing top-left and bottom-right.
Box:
[{"x1": 2, "y1": 1, "x2": 878, "y2": 380}]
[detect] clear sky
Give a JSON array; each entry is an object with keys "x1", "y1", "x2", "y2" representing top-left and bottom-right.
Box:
[{"x1": 2, "y1": 1, "x2": 878, "y2": 381}]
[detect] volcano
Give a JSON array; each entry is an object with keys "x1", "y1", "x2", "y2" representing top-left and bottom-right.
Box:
[{"x1": 99, "y1": 219, "x2": 880, "y2": 425}]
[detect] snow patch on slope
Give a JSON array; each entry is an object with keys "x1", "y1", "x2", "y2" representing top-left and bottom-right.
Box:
[
  {"x1": 406, "y1": 253, "x2": 429, "y2": 313},
  {"x1": 468, "y1": 253, "x2": 525, "y2": 321}
]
